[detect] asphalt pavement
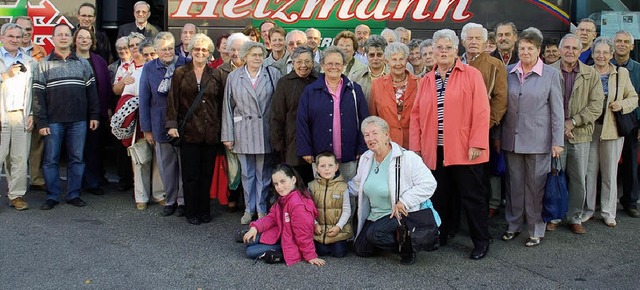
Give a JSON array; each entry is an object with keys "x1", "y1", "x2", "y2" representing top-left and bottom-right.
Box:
[{"x1": 0, "y1": 181, "x2": 639, "y2": 289}]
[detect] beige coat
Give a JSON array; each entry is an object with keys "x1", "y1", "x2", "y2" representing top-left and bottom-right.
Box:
[
  {"x1": 551, "y1": 61, "x2": 605, "y2": 144},
  {"x1": 597, "y1": 63, "x2": 639, "y2": 140}
]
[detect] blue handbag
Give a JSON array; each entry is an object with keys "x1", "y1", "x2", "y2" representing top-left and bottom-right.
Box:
[{"x1": 542, "y1": 158, "x2": 569, "y2": 222}]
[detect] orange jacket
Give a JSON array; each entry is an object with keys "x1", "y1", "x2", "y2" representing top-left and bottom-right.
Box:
[
  {"x1": 369, "y1": 70, "x2": 418, "y2": 148},
  {"x1": 409, "y1": 59, "x2": 490, "y2": 170}
]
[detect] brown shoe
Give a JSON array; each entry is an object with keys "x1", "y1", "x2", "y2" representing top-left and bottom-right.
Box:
[
  {"x1": 546, "y1": 222, "x2": 558, "y2": 231},
  {"x1": 9, "y1": 197, "x2": 29, "y2": 211},
  {"x1": 570, "y1": 223, "x2": 586, "y2": 234}
]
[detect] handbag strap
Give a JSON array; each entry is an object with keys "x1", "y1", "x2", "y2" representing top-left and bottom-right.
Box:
[
  {"x1": 614, "y1": 66, "x2": 619, "y2": 101},
  {"x1": 178, "y1": 78, "x2": 210, "y2": 132},
  {"x1": 395, "y1": 152, "x2": 401, "y2": 206},
  {"x1": 351, "y1": 81, "x2": 359, "y2": 125}
]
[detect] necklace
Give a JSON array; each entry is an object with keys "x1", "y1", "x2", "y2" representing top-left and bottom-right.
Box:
[
  {"x1": 369, "y1": 65, "x2": 386, "y2": 78},
  {"x1": 392, "y1": 74, "x2": 407, "y2": 86},
  {"x1": 374, "y1": 159, "x2": 381, "y2": 174}
]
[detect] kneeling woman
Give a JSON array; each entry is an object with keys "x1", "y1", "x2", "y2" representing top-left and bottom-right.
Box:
[
  {"x1": 243, "y1": 165, "x2": 326, "y2": 266},
  {"x1": 349, "y1": 116, "x2": 437, "y2": 264}
]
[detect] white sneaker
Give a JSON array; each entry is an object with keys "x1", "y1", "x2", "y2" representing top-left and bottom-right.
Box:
[
  {"x1": 604, "y1": 218, "x2": 617, "y2": 227},
  {"x1": 580, "y1": 214, "x2": 593, "y2": 223},
  {"x1": 241, "y1": 212, "x2": 254, "y2": 225}
]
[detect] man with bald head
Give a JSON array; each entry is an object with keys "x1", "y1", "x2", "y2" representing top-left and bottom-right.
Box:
[
  {"x1": 175, "y1": 23, "x2": 196, "y2": 61},
  {"x1": 354, "y1": 24, "x2": 370, "y2": 64},
  {"x1": 117, "y1": 1, "x2": 160, "y2": 39}
]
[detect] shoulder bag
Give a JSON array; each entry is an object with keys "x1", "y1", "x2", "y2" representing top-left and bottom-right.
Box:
[
  {"x1": 612, "y1": 66, "x2": 638, "y2": 136},
  {"x1": 167, "y1": 78, "x2": 210, "y2": 146},
  {"x1": 128, "y1": 121, "x2": 153, "y2": 165},
  {"x1": 394, "y1": 154, "x2": 440, "y2": 253}
]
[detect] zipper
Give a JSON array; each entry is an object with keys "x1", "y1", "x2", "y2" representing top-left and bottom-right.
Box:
[{"x1": 323, "y1": 180, "x2": 328, "y2": 244}]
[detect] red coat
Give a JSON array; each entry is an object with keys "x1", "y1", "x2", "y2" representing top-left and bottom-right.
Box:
[
  {"x1": 409, "y1": 59, "x2": 490, "y2": 170},
  {"x1": 250, "y1": 190, "x2": 319, "y2": 266}
]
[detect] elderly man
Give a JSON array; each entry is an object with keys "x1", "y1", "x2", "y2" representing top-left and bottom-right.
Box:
[
  {"x1": 33, "y1": 24, "x2": 100, "y2": 210},
  {"x1": 305, "y1": 28, "x2": 322, "y2": 63},
  {"x1": 117, "y1": 1, "x2": 160, "y2": 39},
  {"x1": 75, "y1": 2, "x2": 111, "y2": 63},
  {"x1": 333, "y1": 30, "x2": 367, "y2": 76},
  {"x1": 395, "y1": 27, "x2": 411, "y2": 44},
  {"x1": 491, "y1": 22, "x2": 519, "y2": 65},
  {"x1": 175, "y1": 23, "x2": 196, "y2": 61},
  {"x1": 271, "y1": 29, "x2": 318, "y2": 75},
  {"x1": 259, "y1": 20, "x2": 275, "y2": 51},
  {"x1": 460, "y1": 23, "x2": 508, "y2": 218},
  {"x1": 354, "y1": 24, "x2": 371, "y2": 64},
  {"x1": 0, "y1": 23, "x2": 36, "y2": 211},
  {"x1": 613, "y1": 30, "x2": 640, "y2": 218},
  {"x1": 543, "y1": 41, "x2": 560, "y2": 64},
  {"x1": 381, "y1": 28, "x2": 399, "y2": 44},
  {"x1": 547, "y1": 34, "x2": 604, "y2": 234},
  {"x1": 576, "y1": 18, "x2": 597, "y2": 65},
  {"x1": 13, "y1": 16, "x2": 46, "y2": 192}
]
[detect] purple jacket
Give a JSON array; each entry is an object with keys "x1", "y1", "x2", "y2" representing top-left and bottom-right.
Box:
[
  {"x1": 138, "y1": 56, "x2": 187, "y2": 142},
  {"x1": 250, "y1": 190, "x2": 319, "y2": 266},
  {"x1": 88, "y1": 53, "x2": 112, "y2": 119}
]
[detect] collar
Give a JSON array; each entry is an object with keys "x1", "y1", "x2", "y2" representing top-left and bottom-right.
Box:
[
  {"x1": 136, "y1": 22, "x2": 147, "y2": 30},
  {"x1": 361, "y1": 141, "x2": 404, "y2": 163},
  {"x1": 0, "y1": 46, "x2": 23, "y2": 60},
  {"x1": 49, "y1": 50, "x2": 79, "y2": 61},
  {"x1": 286, "y1": 68, "x2": 318, "y2": 80},
  {"x1": 511, "y1": 58, "x2": 544, "y2": 76},
  {"x1": 433, "y1": 58, "x2": 464, "y2": 75},
  {"x1": 315, "y1": 174, "x2": 345, "y2": 186},
  {"x1": 560, "y1": 60, "x2": 580, "y2": 73},
  {"x1": 463, "y1": 52, "x2": 480, "y2": 63},
  {"x1": 154, "y1": 56, "x2": 179, "y2": 69}
]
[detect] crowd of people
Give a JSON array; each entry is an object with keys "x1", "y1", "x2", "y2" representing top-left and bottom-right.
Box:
[{"x1": 1, "y1": 1, "x2": 639, "y2": 266}]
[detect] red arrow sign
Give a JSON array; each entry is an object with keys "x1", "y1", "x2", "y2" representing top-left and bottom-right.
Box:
[{"x1": 28, "y1": 0, "x2": 59, "y2": 25}]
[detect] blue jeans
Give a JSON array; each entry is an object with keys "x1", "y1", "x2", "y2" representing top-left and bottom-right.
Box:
[
  {"x1": 246, "y1": 234, "x2": 281, "y2": 259},
  {"x1": 315, "y1": 240, "x2": 347, "y2": 257},
  {"x1": 43, "y1": 121, "x2": 87, "y2": 201},
  {"x1": 237, "y1": 153, "x2": 275, "y2": 214}
]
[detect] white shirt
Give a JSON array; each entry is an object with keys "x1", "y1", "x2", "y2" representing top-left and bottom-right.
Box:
[{"x1": 1, "y1": 47, "x2": 28, "y2": 111}]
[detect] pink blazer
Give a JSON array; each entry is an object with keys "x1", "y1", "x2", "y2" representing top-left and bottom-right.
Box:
[
  {"x1": 409, "y1": 59, "x2": 490, "y2": 170},
  {"x1": 369, "y1": 71, "x2": 419, "y2": 148},
  {"x1": 250, "y1": 190, "x2": 319, "y2": 266}
]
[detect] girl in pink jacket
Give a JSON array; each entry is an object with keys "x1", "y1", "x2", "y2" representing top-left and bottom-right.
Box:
[{"x1": 243, "y1": 164, "x2": 326, "y2": 266}]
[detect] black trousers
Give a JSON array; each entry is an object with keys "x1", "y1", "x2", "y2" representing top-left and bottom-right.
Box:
[
  {"x1": 620, "y1": 128, "x2": 639, "y2": 209},
  {"x1": 431, "y1": 146, "x2": 490, "y2": 248},
  {"x1": 82, "y1": 120, "x2": 106, "y2": 189},
  {"x1": 180, "y1": 142, "x2": 217, "y2": 219},
  {"x1": 354, "y1": 214, "x2": 412, "y2": 257}
]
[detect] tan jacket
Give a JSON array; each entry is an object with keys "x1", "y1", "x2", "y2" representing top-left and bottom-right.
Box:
[
  {"x1": 551, "y1": 61, "x2": 605, "y2": 144},
  {"x1": 597, "y1": 63, "x2": 638, "y2": 140},
  {"x1": 468, "y1": 52, "x2": 508, "y2": 127},
  {"x1": 309, "y1": 175, "x2": 353, "y2": 244}
]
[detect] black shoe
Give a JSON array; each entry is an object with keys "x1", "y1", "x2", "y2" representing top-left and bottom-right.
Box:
[
  {"x1": 439, "y1": 235, "x2": 448, "y2": 247},
  {"x1": 40, "y1": 199, "x2": 59, "y2": 210},
  {"x1": 235, "y1": 229, "x2": 249, "y2": 243},
  {"x1": 470, "y1": 244, "x2": 489, "y2": 260},
  {"x1": 84, "y1": 187, "x2": 104, "y2": 195},
  {"x1": 199, "y1": 214, "x2": 212, "y2": 223},
  {"x1": 626, "y1": 208, "x2": 640, "y2": 218},
  {"x1": 161, "y1": 204, "x2": 177, "y2": 216},
  {"x1": 501, "y1": 231, "x2": 520, "y2": 241},
  {"x1": 67, "y1": 197, "x2": 87, "y2": 207},
  {"x1": 117, "y1": 183, "x2": 133, "y2": 192},
  {"x1": 187, "y1": 216, "x2": 201, "y2": 225},
  {"x1": 30, "y1": 184, "x2": 46, "y2": 191},
  {"x1": 400, "y1": 253, "x2": 416, "y2": 265},
  {"x1": 175, "y1": 205, "x2": 186, "y2": 217}
]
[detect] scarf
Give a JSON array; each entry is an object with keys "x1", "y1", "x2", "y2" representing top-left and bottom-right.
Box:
[{"x1": 157, "y1": 56, "x2": 178, "y2": 94}]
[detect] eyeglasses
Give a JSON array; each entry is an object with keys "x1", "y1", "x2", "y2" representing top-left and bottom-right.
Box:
[
  {"x1": 77, "y1": 36, "x2": 92, "y2": 41},
  {"x1": 79, "y1": 14, "x2": 95, "y2": 18},
  {"x1": 129, "y1": 43, "x2": 140, "y2": 48},
  {"x1": 294, "y1": 60, "x2": 312, "y2": 66},
  {"x1": 323, "y1": 62, "x2": 343, "y2": 68},
  {"x1": 192, "y1": 47, "x2": 209, "y2": 52},
  {"x1": 434, "y1": 45, "x2": 455, "y2": 52},
  {"x1": 116, "y1": 46, "x2": 128, "y2": 51},
  {"x1": 135, "y1": 10, "x2": 149, "y2": 15},
  {"x1": 159, "y1": 47, "x2": 174, "y2": 53},
  {"x1": 247, "y1": 52, "x2": 264, "y2": 58},
  {"x1": 367, "y1": 52, "x2": 383, "y2": 58}
]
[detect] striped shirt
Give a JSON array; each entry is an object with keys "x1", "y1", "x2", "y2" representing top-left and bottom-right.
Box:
[{"x1": 435, "y1": 68, "x2": 452, "y2": 146}]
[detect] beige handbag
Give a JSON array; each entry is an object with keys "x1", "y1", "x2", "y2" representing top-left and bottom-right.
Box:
[{"x1": 127, "y1": 124, "x2": 152, "y2": 165}]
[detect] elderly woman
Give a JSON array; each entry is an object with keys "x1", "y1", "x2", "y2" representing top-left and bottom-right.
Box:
[
  {"x1": 73, "y1": 27, "x2": 111, "y2": 195},
  {"x1": 409, "y1": 29, "x2": 491, "y2": 260},
  {"x1": 501, "y1": 28, "x2": 564, "y2": 247},
  {"x1": 263, "y1": 26, "x2": 286, "y2": 67},
  {"x1": 419, "y1": 39, "x2": 435, "y2": 76},
  {"x1": 368, "y1": 42, "x2": 418, "y2": 149},
  {"x1": 113, "y1": 33, "x2": 146, "y2": 96},
  {"x1": 407, "y1": 39, "x2": 427, "y2": 76},
  {"x1": 139, "y1": 32, "x2": 188, "y2": 217},
  {"x1": 584, "y1": 36, "x2": 639, "y2": 227},
  {"x1": 270, "y1": 46, "x2": 319, "y2": 183},
  {"x1": 110, "y1": 36, "x2": 132, "y2": 85},
  {"x1": 218, "y1": 32, "x2": 250, "y2": 212},
  {"x1": 297, "y1": 46, "x2": 369, "y2": 182},
  {"x1": 166, "y1": 34, "x2": 223, "y2": 225},
  {"x1": 348, "y1": 35, "x2": 389, "y2": 103},
  {"x1": 222, "y1": 41, "x2": 282, "y2": 224},
  {"x1": 111, "y1": 35, "x2": 164, "y2": 210},
  {"x1": 333, "y1": 31, "x2": 367, "y2": 76},
  {"x1": 349, "y1": 116, "x2": 437, "y2": 265}
]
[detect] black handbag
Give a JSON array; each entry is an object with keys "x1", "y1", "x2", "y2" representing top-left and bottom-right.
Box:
[
  {"x1": 167, "y1": 79, "x2": 210, "y2": 146},
  {"x1": 394, "y1": 154, "x2": 439, "y2": 253},
  {"x1": 612, "y1": 66, "x2": 638, "y2": 136}
]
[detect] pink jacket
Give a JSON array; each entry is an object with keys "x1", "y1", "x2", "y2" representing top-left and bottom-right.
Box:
[
  {"x1": 250, "y1": 190, "x2": 319, "y2": 266},
  {"x1": 409, "y1": 59, "x2": 490, "y2": 170}
]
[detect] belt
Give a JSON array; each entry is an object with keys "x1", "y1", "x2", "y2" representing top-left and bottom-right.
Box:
[{"x1": 7, "y1": 109, "x2": 23, "y2": 112}]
